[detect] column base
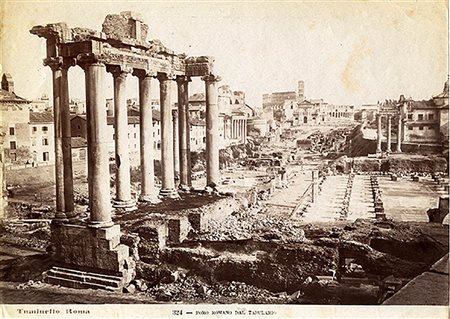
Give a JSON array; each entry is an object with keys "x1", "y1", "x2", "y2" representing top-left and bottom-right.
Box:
[
  {"x1": 159, "y1": 188, "x2": 180, "y2": 199},
  {"x1": 112, "y1": 199, "x2": 137, "y2": 210},
  {"x1": 88, "y1": 220, "x2": 115, "y2": 228},
  {"x1": 138, "y1": 194, "x2": 162, "y2": 204},
  {"x1": 178, "y1": 184, "x2": 192, "y2": 193},
  {"x1": 54, "y1": 211, "x2": 67, "y2": 221}
]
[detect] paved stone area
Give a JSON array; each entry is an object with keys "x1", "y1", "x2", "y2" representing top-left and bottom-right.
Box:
[
  {"x1": 303, "y1": 175, "x2": 348, "y2": 222},
  {"x1": 348, "y1": 175, "x2": 375, "y2": 220},
  {"x1": 379, "y1": 176, "x2": 448, "y2": 223}
]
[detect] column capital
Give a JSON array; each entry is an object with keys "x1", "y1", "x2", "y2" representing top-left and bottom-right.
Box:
[
  {"x1": 202, "y1": 74, "x2": 221, "y2": 83},
  {"x1": 133, "y1": 69, "x2": 156, "y2": 79},
  {"x1": 157, "y1": 72, "x2": 175, "y2": 82},
  {"x1": 44, "y1": 56, "x2": 76, "y2": 71},
  {"x1": 76, "y1": 53, "x2": 107, "y2": 70},
  {"x1": 175, "y1": 75, "x2": 191, "y2": 84},
  {"x1": 106, "y1": 65, "x2": 133, "y2": 78}
]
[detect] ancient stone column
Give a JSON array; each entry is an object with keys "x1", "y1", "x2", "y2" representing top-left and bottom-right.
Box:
[
  {"x1": 158, "y1": 73, "x2": 178, "y2": 198},
  {"x1": 386, "y1": 115, "x2": 392, "y2": 153},
  {"x1": 172, "y1": 109, "x2": 180, "y2": 179},
  {"x1": 46, "y1": 58, "x2": 66, "y2": 220},
  {"x1": 108, "y1": 66, "x2": 134, "y2": 209},
  {"x1": 203, "y1": 75, "x2": 221, "y2": 188},
  {"x1": 376, "y1": 114, "x2": 382, "y2": 153},
  {"x1": 176, "y1": 76, "x2": 191, "y2": 189},
  {"x1": 60, "y1": 63, "x2": 75, "y2": 218},
  {"x1": 243, "y1": 119, "x2": 247, "y2": 144},
  {"x1": 396, "y1": 115, "x2": 402, "y2": 153},
  {"x1": 83, "y1": 60, "x2": 113, "y2": 228},
  {"x1": 135, "y1": 70, "x2": 157, "y2": 203}
]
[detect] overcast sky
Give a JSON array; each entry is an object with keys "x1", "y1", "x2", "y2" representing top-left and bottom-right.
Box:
[{"x1": 2, "y1": 1, "x2": 448, "y2": 107}]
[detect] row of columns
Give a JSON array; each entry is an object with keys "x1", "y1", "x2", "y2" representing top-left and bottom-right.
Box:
[
  {"x1": 230, "y1": 118, "x2": 247, "y2": 143},
  {"x1": 48, "y1": 56, "x2": 221, "y2": 227},
  {"x1": 376, "y1": 114, "x2": 402, "y2": 154}
]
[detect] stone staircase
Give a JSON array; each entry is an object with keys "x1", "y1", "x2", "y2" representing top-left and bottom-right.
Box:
[{"x1": 46, "y1": 266, "x2": 125, "y2": 291}]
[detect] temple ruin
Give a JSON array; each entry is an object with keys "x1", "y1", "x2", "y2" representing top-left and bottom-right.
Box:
[{"x1": 30, "y1": 11, "x2": 221, "y2": 290}]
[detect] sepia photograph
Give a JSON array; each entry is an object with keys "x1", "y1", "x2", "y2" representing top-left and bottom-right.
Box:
[{"x1": 0, "y1": 1, "x2": 448, "y2": 318}]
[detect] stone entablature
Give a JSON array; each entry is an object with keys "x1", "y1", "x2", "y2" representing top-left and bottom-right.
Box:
[{"x1": 30, "y1": 12, "x2": 213, "y2": 77}]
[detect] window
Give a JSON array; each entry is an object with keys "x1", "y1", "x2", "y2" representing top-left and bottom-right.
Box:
[
  {"x1": 42, "y1": 126, "x2": 48, "y2": 132},
  {"x1": 428, "y1": 114, "x2": 434, "y2": 120},
  {"x1": 203, "y1": 137, "x2": 206, "y2": 143},
  {"x1": 157, "y1": 143, "x2": 161, "y2": 150},
  {"x1": 43, "y1": 152, "x2": 50, "y2": 161},
  {"x1": 418, "y1": 114, "x2": 424, "y2": 121},
  {"x1": 419, "y1": 126, "x2": 424, "y2": 130},
  {"x1": 113, "y1": 134, "x2": 115, "y2": 140},
  {"x1": 10, "y1": 141, "x2": 16, "y2": 150},
  {"x1": 134, "y1": 133, "x2": 136, "y2": 138},
  {"x1": 9, "y1": 127, "x2": 15, "y2": 135},
  {"x1": 407, "y1": 114, "x2": 413, "y2": 120},
  {"x1": 42, "y1": 138, "x2": 49, "y2": 145},
  {"x1": 32, "y1": 126, "x2": 37, "y2": 134},
  {"x1": 78, "y1": 125, "x2": 81, "y2": 129},
  {"x1": 11, "y1": 153, "x2": 17, "y2": 161},
  {"x1": 408, "y1": 126, "x2": 413, "y2": 130}
]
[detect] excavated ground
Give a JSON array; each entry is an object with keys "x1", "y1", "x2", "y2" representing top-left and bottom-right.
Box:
[{"x1": 1, "y1": 202, "x2": 448, "y2": 304}]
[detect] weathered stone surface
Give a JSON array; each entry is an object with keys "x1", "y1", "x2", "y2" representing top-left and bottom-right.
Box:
[
  {"x1": 121, "y1": 233, "x2": 141, "y2": 261},
  {"x1": 383, "y1": 272, "x2": 448, "y2": 305},
  {"x1": 430, "y1": 253, "x2": 449, "y2": 275},
  {"x1": 168, "y1": 217, "x2": 190, "y2": 244},
  {"x1": 102, "y1": 11, "x2": 148, "y2": 42}
]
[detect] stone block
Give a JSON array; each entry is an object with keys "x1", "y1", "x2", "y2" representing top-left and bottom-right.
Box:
[
  {"x1": 167, "y1": 217, "x2": 190, "y2": 244},
  {"x1": 188, "y1": 212, "x2": 205, "y2": 232},
  {"x1": 94, "y1": 224, "x2": 121, "y2": 240}
]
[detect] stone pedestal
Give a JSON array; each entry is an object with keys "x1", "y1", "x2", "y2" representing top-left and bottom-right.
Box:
[{"x1": 46, "y1": 223, "x2": 135, "y2": 291}]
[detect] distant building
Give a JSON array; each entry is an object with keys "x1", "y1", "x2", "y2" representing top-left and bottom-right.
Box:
[
  {"x1": 70, "y1": 110, "x2": 162, "y2": 164},
  {"x1": 0, "y1": 73, "x2": 32, "y2": 165},
  {"x1": 262, "y1": 80, "x2": 355, "y2": 125},
  {"x1": 186, "y1": 85, "x2": 253, "y2": 148},
  {"x1": 29, "y1": 112, "x2": 54, "y2": 164},
  {"x1": 189, "y1": 118, "x2": 206, "y2": 151},
  {"x1": 403, "y1": 80, "x2": 449, "y2": 145}
]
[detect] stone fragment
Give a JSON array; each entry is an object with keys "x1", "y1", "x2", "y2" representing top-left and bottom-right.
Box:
[{"x1": 123, "y1": 283, "x2": 136, "y2": 293}]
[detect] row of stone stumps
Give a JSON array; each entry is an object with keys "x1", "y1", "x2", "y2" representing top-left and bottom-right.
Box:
[
  {"x1": 370, "y1": 175, "x2": 385, "y2": 220},
  {"x1": 340, "y1": 173, "x2": 355, "y2": 220}
]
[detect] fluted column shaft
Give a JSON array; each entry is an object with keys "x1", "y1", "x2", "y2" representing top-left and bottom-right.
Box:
[{"x1": 203, "y1": 75, "x2": 221, "y2": 188}]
